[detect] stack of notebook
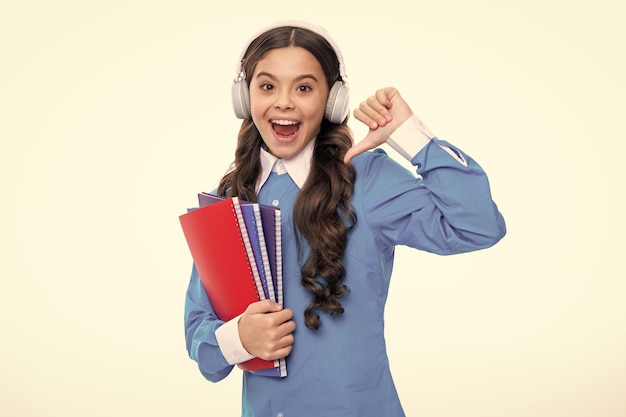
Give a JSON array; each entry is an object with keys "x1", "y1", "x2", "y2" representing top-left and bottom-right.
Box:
[{"x1": 179, "y1": 193, "x2": 286, "y2": 377}]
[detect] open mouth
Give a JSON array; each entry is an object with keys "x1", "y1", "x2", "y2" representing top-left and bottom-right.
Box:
[{"x1": 271, "y1": 119, "x2": 301, "y2": 139}]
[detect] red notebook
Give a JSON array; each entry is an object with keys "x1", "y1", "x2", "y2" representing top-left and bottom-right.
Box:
[{"x1": 179, "y1": 196, "x2": 284, "y2": 376}]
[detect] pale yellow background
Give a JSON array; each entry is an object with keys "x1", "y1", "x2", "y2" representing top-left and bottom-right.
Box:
[{"x1": 1, "y1": 0, "x2": 624, "y2": 416}]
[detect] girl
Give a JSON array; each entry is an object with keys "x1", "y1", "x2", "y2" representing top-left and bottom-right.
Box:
[{"x1": 184, "y1": 20, "x2": 506, "y2": 417}]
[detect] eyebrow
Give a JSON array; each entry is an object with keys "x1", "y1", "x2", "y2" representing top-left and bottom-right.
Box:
[{"x1": 254, "y1": 71, "x2": 320, "y2": 83}]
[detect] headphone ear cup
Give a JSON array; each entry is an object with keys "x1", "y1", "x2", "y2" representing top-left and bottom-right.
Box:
[
  {"x1": 325, "y1": 81, "x2": 349, "y2": 124},
  {"x1": 232, "y1": 79, "x2": 251, "y2": 119}
]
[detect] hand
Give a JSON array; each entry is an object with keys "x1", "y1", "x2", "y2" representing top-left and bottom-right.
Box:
[
  {"x1": 344, "y1": 87, "x2": 414, "y2": 163},
  {"x1": 238, "y1": 300, "x2": 296, "y2": 361}
]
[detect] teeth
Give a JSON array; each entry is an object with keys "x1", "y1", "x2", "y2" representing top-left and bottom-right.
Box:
[{"x1": 271, "y1": 120, "x2": 298, "y2": 126}]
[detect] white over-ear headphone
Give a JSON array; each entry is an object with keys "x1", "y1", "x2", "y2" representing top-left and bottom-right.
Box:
[{"x1": 231, "y1": 20, "x2": 349, "y2": 124}]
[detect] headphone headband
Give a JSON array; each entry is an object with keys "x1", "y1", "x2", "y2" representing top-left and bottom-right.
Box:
[{"x1": 234, "y1": 19, "x2": 347, "y2": 84}]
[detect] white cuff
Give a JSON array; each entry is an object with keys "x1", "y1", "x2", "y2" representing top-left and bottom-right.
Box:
[
  {"x1": 387, "y1": 114, "x2": 432, "y2": 161},
  {"x1": 387, "y1": 114, "x2": 466, "y2": 166},
  {"x1": 215, "y1": 314, "x2": 255, "y2": 365}
]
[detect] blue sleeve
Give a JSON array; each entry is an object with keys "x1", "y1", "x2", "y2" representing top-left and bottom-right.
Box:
[
  {"x1": 355, "y1": 138, "x2": 506, "y2": 254},
  {"x1": 184, "y1": 264, "x2": 235, "y2": 382}
]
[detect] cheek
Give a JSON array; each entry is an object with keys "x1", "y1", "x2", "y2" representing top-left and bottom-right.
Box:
[
  {"x1": 303, "y1": 97, "x2": 327, "y2": 123},
  {"x1": 249, "y1": 99, "x2": 267, "y2": 127},
  {"x1": 314, "y1": 94, "x2": 329, "y2": 121},
  {"x1": 249, "y1": 86, "x2": 271, "y2": 111}
]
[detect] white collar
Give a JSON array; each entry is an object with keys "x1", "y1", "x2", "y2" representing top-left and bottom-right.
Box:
[{"x1": 256, "y1": 139, "x2": 314, "y2": 193}]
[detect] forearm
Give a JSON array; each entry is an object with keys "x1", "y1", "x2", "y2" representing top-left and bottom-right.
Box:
[{"x1": 184, "y1": 265, "x2": 235, "y2": 382}]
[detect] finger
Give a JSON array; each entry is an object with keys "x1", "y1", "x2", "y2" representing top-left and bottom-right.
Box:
[
  {"x1": 245, "y1": 299, "x2": 282, "y2": 315},
  {"x1": 277, "y1": 318, "x2": 296, "y2": 334},
  {"x1": 265, "y1": 320, "x2": 295, "y2": 345},
  {"x1": 277, "y1": 333, "x2": 294, "y2": 349},
  {"x1": 256, "y1": 325, "x2": 295, "y2": 360},
  {"x1": 376, "y1": 87, "x2": 397, "y2": 107},
  {"x1": 268, "y1": 308, "x2": 294, "y2": 326},
  {"x1": 267, "y1": 344, "x2": 293, "y2": 361},
  {"x1": 373, "y1": 88, "x2": 396, "y2": 121},
  {"x1": 343, "y1": 138, "x2": 376, "y2": 164},
  {"x1": 271, "y1": 334, "x2": 295, "y2": 360},
  {"x1": 369, "y1": 92, "x2": 394, "y2": 119},
  {"x1": 353, "y1": 108, "x2": 380, "y2": 130},
  {"x1": 358, "y1": 99, "x2": 391, "y2": 128}
]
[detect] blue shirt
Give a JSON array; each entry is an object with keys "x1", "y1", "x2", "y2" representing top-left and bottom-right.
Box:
[{"x1": 184, "y1": 137, "x2": 506, "y2": 417}]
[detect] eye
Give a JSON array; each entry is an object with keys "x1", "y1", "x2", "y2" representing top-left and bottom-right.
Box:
[
  {"x1": 297, "y1": 85, "x2": 312, "y2": 93},
  {"x1": 260, "y1": 83, "x2": 274, "y2": 91}
]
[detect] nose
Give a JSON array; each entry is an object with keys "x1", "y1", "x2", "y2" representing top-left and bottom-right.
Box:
[{"x1": 274, "y1": 89, "x2": 294, "y2": 110}]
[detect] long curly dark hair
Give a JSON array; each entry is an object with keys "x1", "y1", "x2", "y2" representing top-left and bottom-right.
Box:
[{"x1": 217, "y1": 26, "x2": 357, "y2": 330}]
